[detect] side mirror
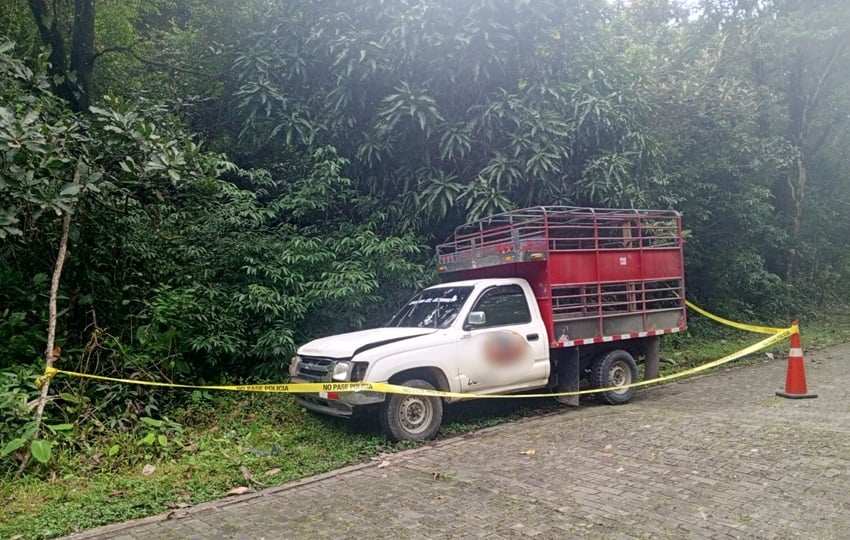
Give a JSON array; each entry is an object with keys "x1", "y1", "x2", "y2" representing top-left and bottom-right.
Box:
[{"x1": 467, "y1": 311, "x2": 487, "y2": 326}]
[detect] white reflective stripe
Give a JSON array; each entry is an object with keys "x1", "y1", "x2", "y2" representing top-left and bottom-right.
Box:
[
  {"x1": 789, "y1": 348, "x2": 803, "y2": 357},
  {"x1": 561, "y1": 328, "x2": 682, "y2": 347}
]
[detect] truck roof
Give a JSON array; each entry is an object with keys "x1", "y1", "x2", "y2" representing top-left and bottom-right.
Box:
[{"x1": 425, "y1": 277, "x2": 528, "y2": 289}]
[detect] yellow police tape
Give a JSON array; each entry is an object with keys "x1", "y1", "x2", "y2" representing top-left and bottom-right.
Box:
[
  {"x1": 37, "y1": 302, "x2": 797, "y2": 399},
  {"x1": 685, "y1": 300, "x2": 787, "y2": 335},
  {"x1": 38, "y1": 328, "x2": 792, "y2": 398}
]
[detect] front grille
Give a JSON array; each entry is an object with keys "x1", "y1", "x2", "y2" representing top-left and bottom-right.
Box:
[{"x1": 296, "y1": 356, "x2": 335, "y2": 382}]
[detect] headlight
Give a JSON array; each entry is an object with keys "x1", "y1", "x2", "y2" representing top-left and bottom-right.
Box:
[
  {"x1": 332, "y1": 361, "x2": 352, "y2": 381},
  {"x1": 351, "y1": 362, "x2": 369, "y2": 382},
  {"x1": 288, "y1": 356, "x2": 300, "y2": 378}
]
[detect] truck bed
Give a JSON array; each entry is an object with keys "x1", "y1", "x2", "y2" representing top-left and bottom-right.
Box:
[{"x1": 437, "y1": 207, "x2": 687, "y2": 347}]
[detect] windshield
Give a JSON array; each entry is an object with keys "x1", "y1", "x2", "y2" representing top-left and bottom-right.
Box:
[{"x1": 386, "y1": 286, "x2": 474, "y2": 329}]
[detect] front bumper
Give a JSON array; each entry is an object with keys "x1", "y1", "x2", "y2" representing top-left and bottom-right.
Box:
[{"x1": 292, "y1": 380, "x2": 386, "y2": 418}]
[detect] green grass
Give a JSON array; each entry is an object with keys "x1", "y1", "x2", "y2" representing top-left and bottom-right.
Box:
[
  {"x1": 1, "y1": 392, "x2": 389, "y2": 539},
  {"x1": 661, "y1": 313, "x2": 850, "y2": 373},
  {"x1": 3, "y1": 313, "x2": 850, "y2": 539}
]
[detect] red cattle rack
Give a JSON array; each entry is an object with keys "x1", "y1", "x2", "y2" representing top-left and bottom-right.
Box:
[{"x1": 437, "y1": 207, "x2": 687, "y2": 347}]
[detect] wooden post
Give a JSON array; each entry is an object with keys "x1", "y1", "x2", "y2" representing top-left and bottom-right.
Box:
[
  {"x1": 555, "y1": 347, "x2": 580, "y2": 407},
  {"x1": 644, "y1": 335, "x2": 661, "y2": 381}
]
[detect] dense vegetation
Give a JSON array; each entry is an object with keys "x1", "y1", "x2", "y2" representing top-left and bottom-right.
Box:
[{"x1": 1, "y1": 0, "x2": 848, "y2": 506}]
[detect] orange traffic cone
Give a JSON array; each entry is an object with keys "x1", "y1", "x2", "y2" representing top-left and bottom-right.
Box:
[{"x1": 776, "y1": 322, "x2": 817, "y2": 399}]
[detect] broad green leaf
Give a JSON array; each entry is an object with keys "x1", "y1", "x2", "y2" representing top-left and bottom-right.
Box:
[
  {"x1": 140, "y1": 432, "x2": 156, "y2": 445},
  {"x1": 22, "y1": 110, "x2": 38, "y2": 125},
  {"x1": 30, "y1": 439, "x2": 52, "y2": 464},
  {"x1": 108, "y1": 444, "x2": 120, "y2": 457},
  {"x1": 60, "y1": 183, "x2": 81, "y2": 197},
  {"x1": 1, "y1": 438, "x2": 27, "y2": 457},
  {"x1": 59, "y1": 392, "x2": 87, "y2": 404}
]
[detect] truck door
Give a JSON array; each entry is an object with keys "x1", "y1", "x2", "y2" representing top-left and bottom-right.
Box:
[{"x1": 455, "y1": 284, "x2": 550, "y2": 394}]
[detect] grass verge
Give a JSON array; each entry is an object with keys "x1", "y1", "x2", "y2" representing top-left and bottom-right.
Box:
[{"x1": 2, "y1": 313, "x2": 849, "y2": 539}]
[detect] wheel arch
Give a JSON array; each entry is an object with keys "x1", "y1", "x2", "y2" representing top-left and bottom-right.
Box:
[
  {"x1": 388, "y1": 367, "x2": 451, "y2": 393},
  {"x1": 577, "y1": 336, "x2": 655, "y2": 370}
]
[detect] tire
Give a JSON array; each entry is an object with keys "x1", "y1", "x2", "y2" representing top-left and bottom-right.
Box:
[
  {"x1": 591, "y1": 349, "x2": 638, "y2": 405},
  {"x1": 379, "y1": 378, "x2": 443, "y2": 442}
]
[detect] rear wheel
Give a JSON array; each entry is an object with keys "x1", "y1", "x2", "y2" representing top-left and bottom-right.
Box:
[
  {"x1": 379, "y1": 379, "x2": 443, "y2": 442},
  {"x1": 591, "y1": 350, "x2": 638, "y2": 405}
]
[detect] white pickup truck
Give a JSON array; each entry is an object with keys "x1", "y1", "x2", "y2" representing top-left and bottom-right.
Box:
[{"x1": 290, "y1": 207, "x2": 687, "y2": 441}]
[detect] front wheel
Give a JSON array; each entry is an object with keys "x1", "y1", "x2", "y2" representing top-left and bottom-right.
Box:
[
  {"x1": 379, "y1": 379, "x2": 443, "y2": 442},
  {"x1": 591, "y1": 350, "x2": 638, "y2": 405}
]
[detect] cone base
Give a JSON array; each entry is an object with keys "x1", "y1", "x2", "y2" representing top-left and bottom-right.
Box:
[{"x1": 776, "y1": 390, "x2": 818, "y2": 399}]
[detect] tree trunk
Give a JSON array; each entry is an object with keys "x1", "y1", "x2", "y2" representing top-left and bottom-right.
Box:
[
  {"x1": 27, "y1": 0, "x2": 96, "y2": 112},
  {"x1": 779, "y1": 32, "x2": 849, "y2": 284},
  {"x1": 784, "y1": 156, "x2": 807, "y2": 283},
  {"x1": 27, "y1": 0, "x2": 74, "y2": 105},
  {"x1": 33, "y1": 167, "x2": 81, "y2": 437},
  {"x1": 70, "y1": 0, "x2": 96, "y2": 112}
]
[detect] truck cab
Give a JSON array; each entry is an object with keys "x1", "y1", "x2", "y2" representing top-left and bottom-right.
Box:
[
  {"x1": 291, "y1": 278, "x2": 550, "y2": 437},
  {"x1": 291, "y1": 207, "x2": 686, "y2": 441}
]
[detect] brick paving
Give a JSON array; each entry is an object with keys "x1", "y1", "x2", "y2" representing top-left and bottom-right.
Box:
[{"x1": 67, "y1": 343, "x2": 848, "y2": 539}]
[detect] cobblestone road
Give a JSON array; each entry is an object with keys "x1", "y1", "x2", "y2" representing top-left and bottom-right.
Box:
[{"x1": 68, "y1": 343, "x2": 848, "y2": 539}]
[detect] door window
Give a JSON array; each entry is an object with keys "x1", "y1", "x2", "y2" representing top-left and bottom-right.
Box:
[{"x1": 469, "y1": 285, "x2": 531, "y2": 328}]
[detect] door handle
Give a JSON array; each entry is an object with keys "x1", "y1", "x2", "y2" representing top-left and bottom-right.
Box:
[{"x1": 526, "y1": 333, "x2": 539, "y2": 341}]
